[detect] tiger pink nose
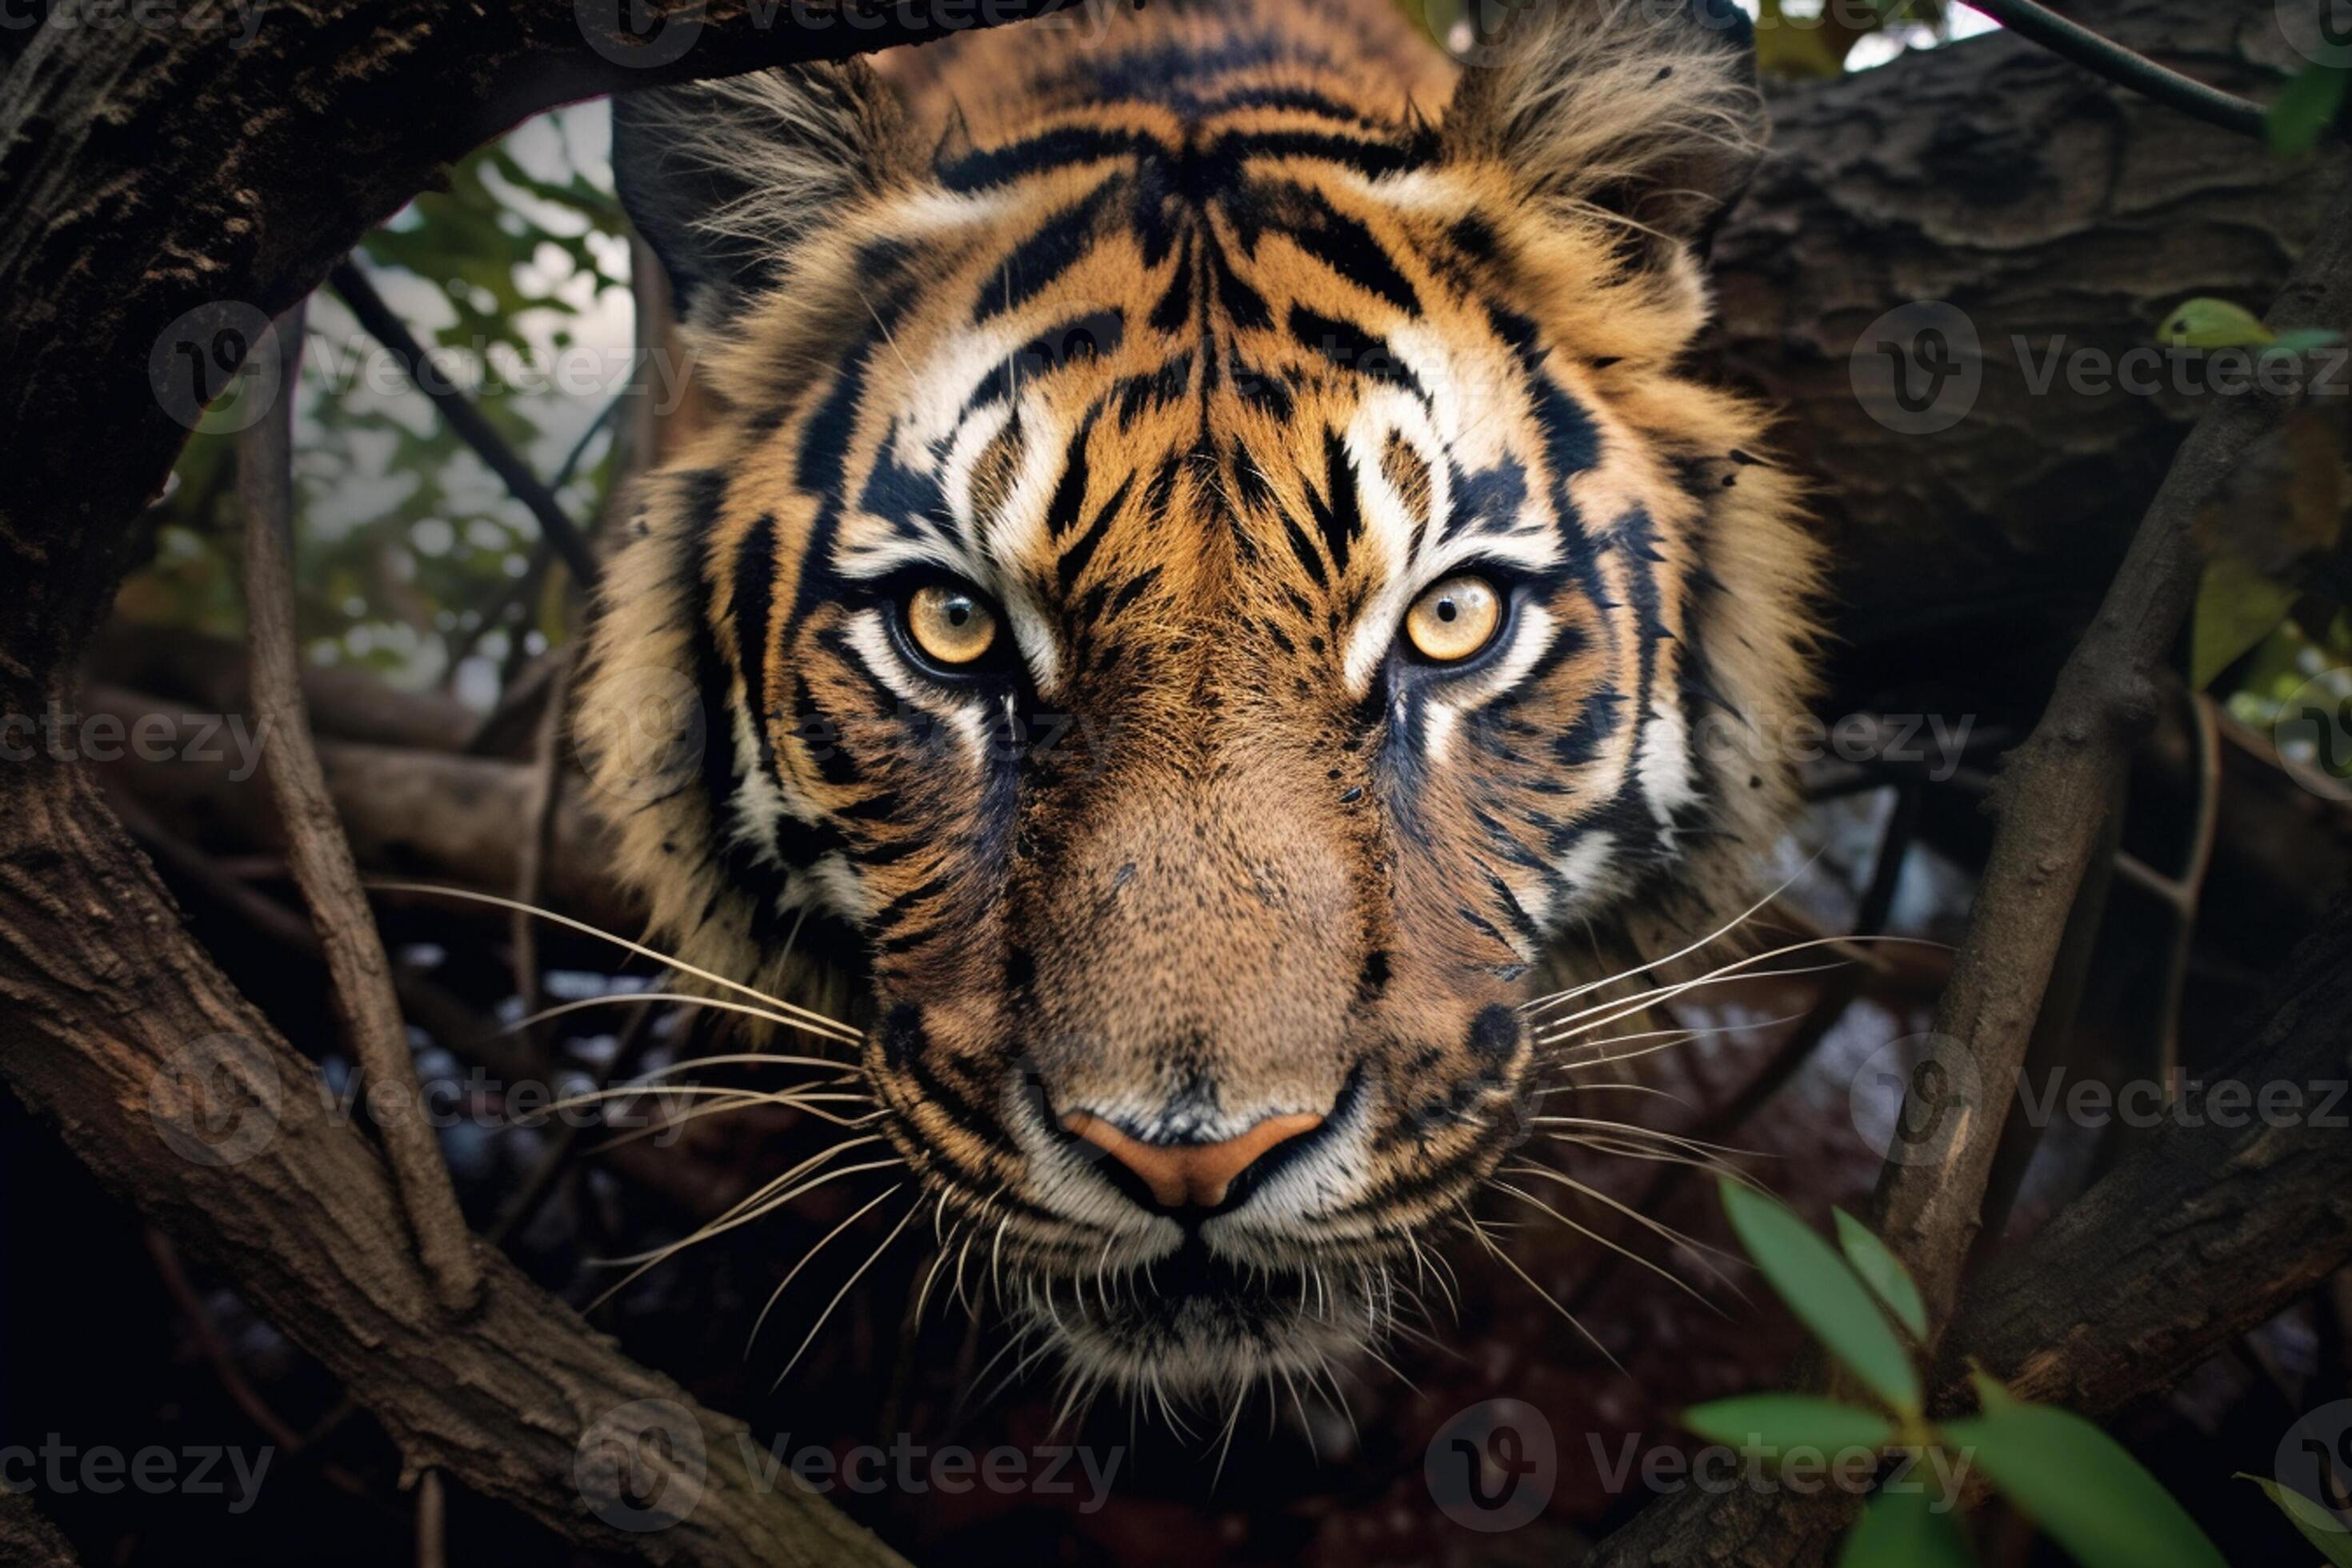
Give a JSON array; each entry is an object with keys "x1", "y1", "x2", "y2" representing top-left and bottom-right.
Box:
[{"x1": 1059, "y1": 1110, "x2": 1326, "y2": 1210}]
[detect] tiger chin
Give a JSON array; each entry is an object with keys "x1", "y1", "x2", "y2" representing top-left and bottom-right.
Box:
[{"x1": 582, "y1": 0, "x2": 1822, "y2": 1410}]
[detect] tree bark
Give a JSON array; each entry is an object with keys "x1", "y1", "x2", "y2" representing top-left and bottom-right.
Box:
[
  {"x1": 84, "y1": 687, "x2": 634, "y2": 934},
  {"x1": 1582, "y1": 893, "x2": 2352, "y2": 1567},
  {"x1": 0, "y1": 764, "x2": 905, "y2": 1566},
  {"x1": 0, "y1": 1490, "x2": 81, "y2": 1568},
  {"x1": 1944, "y1": 898, "x2": 2352, "y2": 1414},
  {"x1": 0, "y1": 0, "x2": 1084, "y2": 711},
  {"x1": 1721, "y1": 0, "x2": 2342, "y2": 657}
]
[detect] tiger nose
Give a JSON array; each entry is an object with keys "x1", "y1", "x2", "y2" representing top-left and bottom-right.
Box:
[{"x1": 1058, "y1": 1110, "x2": 1326, "y2": 1211}]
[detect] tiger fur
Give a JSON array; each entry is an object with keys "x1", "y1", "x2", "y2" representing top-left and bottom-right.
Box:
[{"x1": 586, "y1": 0, "x2": 1821, "y2": 1401}]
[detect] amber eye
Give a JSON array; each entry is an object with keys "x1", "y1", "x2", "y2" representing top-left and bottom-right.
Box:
[
  {"x1": 1402, "y1": 574, "x2": 1502, "y2": 663},
  {"x1": 902, "y1": 582, "x2": 1000, "y2": 667}
]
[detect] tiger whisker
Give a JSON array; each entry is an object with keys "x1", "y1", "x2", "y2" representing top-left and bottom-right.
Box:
[
  {"x1": 503, "y1": 990, "x2": 862, "y2": 1048},
  {"x1": 748, "y1": 1181, "x2": 906, "y2": 1351},
  {"x1": 770, "y1": 1190, "x2": 924, "y2": 1388},
  {"x1": 591, "y1": 1141, "x2": 894, "y2": 1276},
  {"x1": 1532, "y1": 1114, "x2": 1762, "y2": 1162},
  {"x1": 1519, "y1": 861, "x2": 1815, "y2": 1015},
  {"x1": 366, "y1": 881, "x2": 863, "y2": 1046},
  {"x1": 1459, "y1": 1199, "x2": 1623, "y2": 1374},
  {"x1": 1493, "y1": 1173, "x2": 1738, "y2": 1311}
]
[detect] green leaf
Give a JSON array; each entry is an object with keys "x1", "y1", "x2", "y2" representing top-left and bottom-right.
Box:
[
  {"x1": 2191, "y1": 551, "x2": 2299, "y2": 690},
  {"x1": 1966, "y1": 1369, "x2": 2018, "y2": 1414},
  {"x1": 1682, "y1": 1395, "x2": 1894, "y2": 1455},
  {"x1": 2270, "y1": 64, "x2": 2349, "y2": 158},
  {"x1": 2238, "y1": 1474, "x2": 2352, "y2": 1566},
  {"x1": 1940, "y1": 1404, "x2": 2226, "y2": 1568},
  {"x1": 1838, "y1": 1482, "x2": 1975, "y2": 1568},
  {"x1": 2158, "y1": 297, "x2": 2275, "y2": 350},
  {"x1": 2270, "y1": 326, "x2": 2349, "y2": 357},
  {"x1": 1719, "y1": 1180, "x2": 1922, "y2": 1418},
  {"x1": 1833, "y1": 1209, "x2": 1928, "y2": 1338}
]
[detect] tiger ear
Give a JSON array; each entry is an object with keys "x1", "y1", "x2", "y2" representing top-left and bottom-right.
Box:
[
  {"x1": 612, "y1": 62, "x2": 917, "y2": 328},
  {"x1": 1441, "y1": 0, "x2": 1764, "y2": 257}
]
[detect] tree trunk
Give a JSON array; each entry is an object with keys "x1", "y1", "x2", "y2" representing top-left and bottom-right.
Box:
[{"x1": 1719, "y1": 0, "x2": 2339, "y2": 668}]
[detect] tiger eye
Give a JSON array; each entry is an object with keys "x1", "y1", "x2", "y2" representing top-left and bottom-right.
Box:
[
  {"x1": 1403, "y1": 574, "x2": 1502, "y2": 663},
  {"x1": 905, "y1": 582, "x2": 999, "y2": 666}
]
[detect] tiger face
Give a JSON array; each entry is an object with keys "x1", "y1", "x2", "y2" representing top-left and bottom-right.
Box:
[{"x1": 590, "y1": 0, "x2": 1818, "y2": 1401}]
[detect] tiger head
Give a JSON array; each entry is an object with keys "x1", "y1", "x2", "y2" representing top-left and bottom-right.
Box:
[{"x1": 587, "y1": 0, "x2": 1818, "y2": 1402}]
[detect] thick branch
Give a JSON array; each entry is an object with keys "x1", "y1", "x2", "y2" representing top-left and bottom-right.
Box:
[
  {"x1": 0, "y1": 0, "x2": 1081, "y2": 710},
  {"x1": 1590, "y1": 161, "x2": 2352, "y2": 1568},
  {"x1": 0, "y1": 1490, "x2": 80, "y2": 1568},
  {"x1": 1943, "y1": 899, "x2": 2352, "y2": 1414},
  {"x1": 1718, "y1": 0, "x2": 2341, "y2": 658},
  {"x1": 1870, "y1": 172, "x2": 2352, "y2": 1332},
  {"x1": 86, "y1": 688, "x2": 634, "y2": 934},
  {"x1": 0, "y1": 767, "x2": 905, "y2": 1567},
  {"x1": 1583, "y1": 897, "x2": 2352, "y2": 1568},
  {"x1": 241, "y1": 299, "x2": 482, "y2": 1314}
]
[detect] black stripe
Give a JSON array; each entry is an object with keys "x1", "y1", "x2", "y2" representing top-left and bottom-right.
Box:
[{"x1": 1057, "y1": 472, "x2": 1134, "y2": 593}]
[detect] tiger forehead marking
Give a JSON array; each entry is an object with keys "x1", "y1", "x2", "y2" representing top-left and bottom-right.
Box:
[{"x1": 590, "y1": 0, "x2": 1820, "y2": 1401}]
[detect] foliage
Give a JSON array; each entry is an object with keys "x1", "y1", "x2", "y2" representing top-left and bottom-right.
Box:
[
  {"x1": 1685, "y1": 1181, "x2": 2230, "y2": 1568},
  {"x1": 118, "y1": 110, "x2": 630, "y2": 694}
]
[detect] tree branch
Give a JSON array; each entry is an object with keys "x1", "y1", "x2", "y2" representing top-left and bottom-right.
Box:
[
  {"x1": 1582, "y1": 165, "x2": 2352, "y2": 1568},
  {"x1": 1868, "y1": 170, "x2": 2352, "y2": 1334},
  {"x1": 1959, "y1": 0, "x2": 2273, "y2": 142},
  {"x1": 1942, "y1": 898, "x2": 2352, "y2": 1415},
  {"x1": 329, "y1": 261, "x2": 602, "y2": 589},
  {"x1": 0, "y1": 1489, "x2": 81, "y2": 1568},
  {"x1": 241, "y1": 298, "x2": 484, "y2": 1314},
  {"x1": 0, "y1": 767, "x2": 908, "y2": 1566}
]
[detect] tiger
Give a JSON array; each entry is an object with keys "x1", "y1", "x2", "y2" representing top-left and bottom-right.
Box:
[{"x1": 583, "y1": 0, "x2": 1821, "y2": 1407}]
